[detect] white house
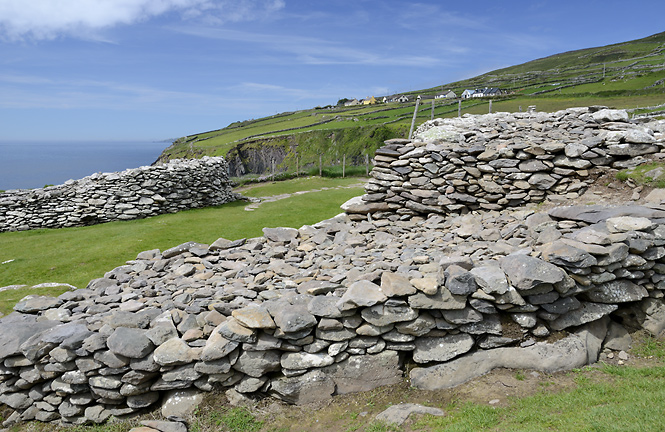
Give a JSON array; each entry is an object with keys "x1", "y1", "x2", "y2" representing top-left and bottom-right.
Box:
[
  {"x1": 435, "y1": 90, "x2": 457, "y2": 99},
  {"x1": 461, "y1": 89, "x2": 476, "y2": 99}
]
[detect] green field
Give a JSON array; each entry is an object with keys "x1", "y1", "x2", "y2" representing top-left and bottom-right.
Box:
[
  {"x1": 158, "y1": 31, "x2": 665, "y2": 170},
  {"x1": 0, "y1": 178, "x2": 364, "y2": 302}
]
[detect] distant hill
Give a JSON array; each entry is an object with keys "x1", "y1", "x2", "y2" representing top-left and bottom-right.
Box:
[{"x1": 157, "y1": 31, "x2": 665, "y2": 177}]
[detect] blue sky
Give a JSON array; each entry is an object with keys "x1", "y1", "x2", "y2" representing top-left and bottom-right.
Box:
[{"x1": 1, "y1": 0, "x2": 664, "y2": 141}]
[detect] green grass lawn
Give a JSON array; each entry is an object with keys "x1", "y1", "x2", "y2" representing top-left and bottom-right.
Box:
[
  {"x1": 413, "y1": 365, "x2": 665, "y2": 432},
  {"x1": 0, "y1": 178, "x2": 364, "y2": 296}
]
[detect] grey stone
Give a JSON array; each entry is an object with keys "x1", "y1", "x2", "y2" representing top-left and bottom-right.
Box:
[
  {"x1": 153, "y1": 338, "x2": 196, "y2": 366},
  {"x1": 444, "y1": 265, "x2": 477, "y2": 296},
  {"x1": 337, "y1": 280, "x2": 387, "y2": 311},
  {"x1": 411, "y1": 333, "x2": 588, "y2": 390},
  {"x1": 281, "y1": 352, "x2": 335, "y2": 370},
  {"x1": 263, "y1": 227, "x2": 299, "y2": 242},
  {"x1": 470, "y1": 265, "x2": 509, "y2": 295},
  {"x1": 413, "y1": 333, "x2": 474, "y2": 363},
  {"x1": 361, "y1": 302, "x2": 419, "y2": 327},
  {"x1": 408, "y1": 288, "x2": 467, "y2": 310},
  {"x1": 550, "y1": 302, "x2": 618, "y2": 331},
  {"x1": 233, "y1": 350, "x2": 281, "y2": 377},
  {"x1": 500, "y1": 254, "x2": 566, "y2": 291},
  {"x1": 270, "y1": 369, "x2": 335, "y2": 405},
  {"x1": 375, "y1": 403, "x2": 445, "y2": 426},
  {"x1": 107, "y1": 327, "x2": 154, "y2": 359},
  {"x1": 583, "y1": 280, "x2": 649, "y2": 303},
  {"x1": 161, "y1": 389, "x2": 204, "y2": 418}
]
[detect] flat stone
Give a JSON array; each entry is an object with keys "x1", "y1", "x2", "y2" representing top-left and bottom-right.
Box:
[
  {"x1": 232, "y1": 306, "x2": 275, "y2": 329},
  {"x1": 233, "y1": 350, "x2": 281, "y2": 378},
  {"x1": 140, "y1": 420, "x2": 187, "y2": 432},
  {"x1": 408, "y1": 288, "x2": 467, "y2": 310},
  {"x1": 381, "y1": 272, "x2": 417, "y2": 297},
  {"x1": 500, "y1": 254, "x2": 566, "y2": 291},
  {"x1": 153, "y1": 338, "x2": 196, "y2": 366},
  {"x1": 281, "y1": 352, "x2": 335, "y2": 370},
  {"x1": 550, "y1": 302, "x2": 618, "y2": 331},
  {"x1": 270, "y1": 369, "x2": 335, "y2": 405},
  {"x1": 161, "y1": 389, "x2": 203, "y2": 418},
  {"x1": 13, "y1": 295, "x2": 63, "y2": 313},
  {"x1": 583, "y1": 280, "x2": 648, "y2": 303},
  {"x1": 107, "y1": 327, "x2": 154, "y2": 359},
  {"x1": 273, "y1": 304, "x2": 317, "y2": 333},
  {"x1": 337, "y1": 280, "x2": 387, "y2": 311},
  {"x1": 361, "y1": 302, "x2": 418, "y2": 327},
  {"x1": 470, "y1": 265, "x2": 509, "y2": 295},
  {"x1": 263, "y1": 227, "x2": 299, "y2": 242},
  {"x1": 413, "y1": 333, "x2": 474, "y2": 363},
  {"x1": 606, "y1": 216, "x2": 654, "y2": 233},
  {"x1": 411, "y1": 333, "x2": 588, "y2": 390},
  {"x1": 375, "y1": 403, "x2": 445, "y2": 426}
]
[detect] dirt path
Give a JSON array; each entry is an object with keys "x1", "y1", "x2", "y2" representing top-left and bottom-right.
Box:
[{"x1": 240, "y1": 182, "x2": 366, "y2": 211}]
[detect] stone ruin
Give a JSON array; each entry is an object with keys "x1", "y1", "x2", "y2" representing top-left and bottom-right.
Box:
[
  {"x1": 1, "y1": 107, "x2": 665, "y2": 429},
  {"x1": 345, "y1": 106, "x2": 665, "y2": 219},
  {"x1": 0, "y1": 156, "x2": 238, "y2": 232}
]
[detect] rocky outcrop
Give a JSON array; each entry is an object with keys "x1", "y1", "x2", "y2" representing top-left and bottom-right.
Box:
[
  {"x1": 1, "y1": 202, "x2": 665, "y2": 426},
  {"x1": 0, "y1": 157, "x2": 238, "y2": 232},
  {"x1": 347, "y1": 107, "x2": 665, "y2": 220}
]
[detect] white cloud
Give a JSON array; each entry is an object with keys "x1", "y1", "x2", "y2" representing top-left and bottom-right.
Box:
[
  {"x1": 0, "y1": 0, "x2": 285, "y2": 41},
  {"x1": 176, "y1": 27, "x2": 443, "y2": 67}
]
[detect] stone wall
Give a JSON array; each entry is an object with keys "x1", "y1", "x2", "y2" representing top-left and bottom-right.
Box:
[
  {"x1": 0, "y1": 157, "x2": 237, "y2": 232},
  {"x1": 345, "y1": 107, "x2": 665, "y2": 220},
  {"x1": 3, "y1": 108, "x2": 665, "y2": 427},
  {"x1": 2, "y1": 202, "x2": 665, "y2": 426}
]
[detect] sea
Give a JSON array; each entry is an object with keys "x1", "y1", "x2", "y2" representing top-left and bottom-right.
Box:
[{"x1": 0, "y1": 140, "x2": 171, "y2": 191}]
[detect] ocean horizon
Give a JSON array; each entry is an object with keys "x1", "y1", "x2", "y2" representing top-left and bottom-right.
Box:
[{"x1": 0, "y1": 140, "x2": 170, "y2": 191}]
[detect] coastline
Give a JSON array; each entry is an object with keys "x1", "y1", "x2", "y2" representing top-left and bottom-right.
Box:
[{"x1": 0, "y1": 140, "x2": 168, "y2": 191}]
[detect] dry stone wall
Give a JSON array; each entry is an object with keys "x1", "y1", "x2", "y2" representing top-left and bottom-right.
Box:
[
  {"x1": 345, "y1": 107, "x2": 665, "y2": 220},
  {"x1": 3, "y1": 108, "x2": 665, "y2": 427},
  {"x1": 2, "y1": 203, "x2": 665, "y2": 426},
  {"x1": 0, "y1": 156, "x2": 237, "y2": 232}
]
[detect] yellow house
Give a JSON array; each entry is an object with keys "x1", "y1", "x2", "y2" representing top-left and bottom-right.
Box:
[{"x1": 361, "y1": 96, "x2": 377, "y2": 105}]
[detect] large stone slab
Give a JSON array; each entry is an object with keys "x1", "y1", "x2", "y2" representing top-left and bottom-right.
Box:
[
  {"x1": 410, "y1": 334, "x2": 588, "y2": 390},
  {"x1": 322, "y1": 351, "x2": 402, "y2": 394}
]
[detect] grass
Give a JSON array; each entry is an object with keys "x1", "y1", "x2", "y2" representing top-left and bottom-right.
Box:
[
  {"x1": 616, "y1": 162, "x2": 665, "y2": 187},
  {"x1": 0, "y1": 177, "x2": 364, "y2": 295},
  {"x1": 191, "y1": 407, "x2": 264, "y2": 432},
  {"x1": 239, "y1": 176, "x2": 364, "y2": 198},
  {"x1": 412, "y1": 366, "x2": 665, "y2": 431}
]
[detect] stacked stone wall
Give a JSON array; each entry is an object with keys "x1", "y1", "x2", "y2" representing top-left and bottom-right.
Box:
[
  {"x1": 0, "y1": 157, "x2": 237, "y2": 232},
  {"x1": 346, "y1": 107, "x2": 665, "y2": 220},
  {"x1": 3, "y1": 108, "x2": 665, "y2": 427},
  {"x1": 2, "y1": 203, "x2": 665, "y2": 425}
]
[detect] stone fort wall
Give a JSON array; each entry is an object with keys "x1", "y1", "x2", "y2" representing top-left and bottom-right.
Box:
[{"x1": 0, "y1": 157, "x2": 237, "y2": 232}]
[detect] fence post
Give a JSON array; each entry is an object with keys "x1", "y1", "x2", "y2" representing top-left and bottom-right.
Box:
[
  {"x1": 342, "y1": 154, "x2": 346, "y2": 178},
  {"x1": 365, "y1": 153, "x2": 369, "y2": 176},
  {"x1": 458, "y1": 99, "x2": 462, "y2": 117},
  {"x1": 408, "y1": 95, "x2": 421, "y2": 140},
  {"x1": 431, "y1": 99, "x2": 435, "y2": 120},
  {"x1": 319, "y1": 154, "x2": 322, "y2": 177},
  {"x1": 489, "y1": 99, "x2": 492, "y2": 113}
]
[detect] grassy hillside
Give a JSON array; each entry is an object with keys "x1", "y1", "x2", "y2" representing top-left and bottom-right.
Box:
[{"x1": 157, "y1": 31, "x2": 665, "y2": 174}]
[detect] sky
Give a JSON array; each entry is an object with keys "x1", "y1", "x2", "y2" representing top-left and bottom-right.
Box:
[{"x1": 0, "y1": 0, "x2": 664, "y2": 142}]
